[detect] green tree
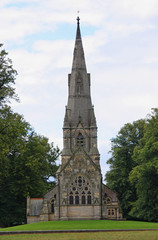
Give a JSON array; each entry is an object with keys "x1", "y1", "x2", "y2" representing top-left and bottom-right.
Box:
[
  {"x1": 105, "y1": 119, "x2": 146, "y2": 218},
  {"x1": 0, "y1": 107, "x2": 60, "y2": 227},
  {"x1": 0, "y1": 44, "x2": 18, "y2": 106},
  {"x1": 129, "y1": 109, "x2": 158, "y2": 221}
]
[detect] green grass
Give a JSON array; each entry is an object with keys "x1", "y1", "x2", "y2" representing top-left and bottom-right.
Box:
[
  {"x1": 0, "y1": 220, "x2": 158, "y2": 231},
  {"x1": 0, "y1": 231, "x2": 158, "y2": 240}
]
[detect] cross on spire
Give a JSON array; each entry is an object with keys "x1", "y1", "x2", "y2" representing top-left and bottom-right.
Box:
[{"x1": 77, "y1": 16, "x2": 80, "y2": 25}]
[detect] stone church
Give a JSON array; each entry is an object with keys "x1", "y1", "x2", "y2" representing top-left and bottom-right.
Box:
[{"x1": 27, "y1": 18, "x2": 122, "y2": 223}]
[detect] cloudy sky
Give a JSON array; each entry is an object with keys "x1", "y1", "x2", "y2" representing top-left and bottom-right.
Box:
[{"x1": 1, "y1": 0, "x2": 158, "y2": 180}]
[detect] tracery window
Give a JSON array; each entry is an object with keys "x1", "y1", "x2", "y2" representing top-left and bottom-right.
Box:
[
  {"x1": 77, "y1": 133, "x2": 84, "y2": 147},
  {"x1": 69, "y1": 176, "x2": 92, "y2": 205}
]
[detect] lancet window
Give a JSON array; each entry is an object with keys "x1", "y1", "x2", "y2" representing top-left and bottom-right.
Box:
[
  {"x1": 69, "y1": 176, "x2": 92, "y2": 205},
  {"x1": 51, "y1": 199, "x2": 55, "y2": 213}
]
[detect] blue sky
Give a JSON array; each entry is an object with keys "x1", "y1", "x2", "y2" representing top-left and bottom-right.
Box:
[{"x1": 1, "y1": 0, "x2": 158, "y2": 180}]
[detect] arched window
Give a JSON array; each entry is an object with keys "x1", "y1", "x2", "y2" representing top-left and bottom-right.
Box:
[
  {"x1": 112, "y1": 209, "x2": 114, "y2": 215},
  {"x1": 69, "y1": 195, "x2": 73, "y2": 205},
  {"x1": 75, "y1": 195, "x2": 79, "y2": 204},
  {"x1": 51, "y1": 199, "x2": 54, "y2": 213},
  {"x1": 87, "y1": 195, "x2": 91, "y2": 204},
  {"x1": 77, "y1": 133, "x2": 84, "y2": 147},
  {"x1": 82, "y1": 194, "x2": 86, "y2": 204}
]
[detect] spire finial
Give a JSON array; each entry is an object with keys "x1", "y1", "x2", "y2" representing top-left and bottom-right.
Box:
[{"x1": 77, "y1": 11, "x2": 80, "y2": 25}]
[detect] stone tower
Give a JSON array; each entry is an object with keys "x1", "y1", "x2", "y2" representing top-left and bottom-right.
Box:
[
  {"x1": 62, "y1": 17, "x2": 99, "y2": 163},
  {"x1": 27, "y1": 18, "x2": 122, "y2": 223}
]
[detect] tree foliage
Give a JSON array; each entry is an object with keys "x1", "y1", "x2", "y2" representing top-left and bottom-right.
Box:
[
  {"x1": 106, "y1": 110, "x2": 158, "y2": 222},
  {"x1": 0, "y1": 44, "x2": 19, "y2": 106},
  {"x1": 105, "y1": 120, "x2": 146, "y2": 218},
  {"x1": 129, "y1": 109, "x2": 158, "y2": 221},
  {"x1": 0, "y1": 106, "x2": 60, "y2": 227},
  {"x1": 0, "y1": 46, "x2": 60, "y2": 227}
]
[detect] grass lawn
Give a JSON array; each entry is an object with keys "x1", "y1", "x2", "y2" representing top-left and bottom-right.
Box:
[
  {"x1": 0, "y1": 231, "x2": 158, "y2": 240},
  {"x1": 0, "y1": 220, "x2": 158, "y2": 231}
]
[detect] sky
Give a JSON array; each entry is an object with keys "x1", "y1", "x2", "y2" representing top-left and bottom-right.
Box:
[{"x1": 1, "y1": 0, "x2": 158, "y2": 181}]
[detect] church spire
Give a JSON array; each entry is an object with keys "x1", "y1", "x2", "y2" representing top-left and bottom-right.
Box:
[
  {"x1": 71, "y1": 17, "x2": 87, "y2": 72},
  {"x1": 66, "y1": 17, "x2": 92, "y2": 126},
  {"x1": 63, "y1": 18, "x2": 99, "y2": 156}
]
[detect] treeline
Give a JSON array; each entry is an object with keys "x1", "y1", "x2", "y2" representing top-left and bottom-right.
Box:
[
  {"x1": 105, "y1": 109, "x2": 158, "y2": 222},
  {"x1": 0, "y1": 44, "x2": 60, "y2": 227}
]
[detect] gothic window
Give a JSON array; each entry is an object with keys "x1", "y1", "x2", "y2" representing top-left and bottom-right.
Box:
[
  {"x1": 69, "y1": 195, "x2": 73, "y2": 205},
  {"x1": 51, "y1": 199, "x2": 54, "y2": 213},
  {"x1": 77, "y1": 133, "x2": 84, "y2": 147},
  {"x1": 82, "y1": 194, "x2": 86, "y2": 204},
  {"x1": 69, "y1": 175, "x2": 92, "y2": 205},
  {"x1": 112, "y1": 209, "x2": 114, "y2": 215},
  {"x1": 75, "y1": 195, "x2": 79, "y2": 204},
  {"x1": 87, "y1": 195, "x2": 91, "y2": 204},
  {"x1": 108, "y1": 209, "x2": 111, "y2": 215}
]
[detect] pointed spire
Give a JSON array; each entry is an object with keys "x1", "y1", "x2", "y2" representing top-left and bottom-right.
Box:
[
  {"x1": 76, "y1": 16, "x2": 81, "y2": 39},
  {"x1": 72, "y1": 17, "x2": 87, "y2": 71},
  {"x1": 65, "y1": 17, "x2": 94, "y2": 126}
]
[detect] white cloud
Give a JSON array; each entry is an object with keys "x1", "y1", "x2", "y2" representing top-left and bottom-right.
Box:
[
  {"x1": 109, "y1": 0, "x2": 158, "y2": 18},
  {"x1": 144, "y1": 57, "x2": 158, "y2": 64},
  {"x1": 1, "y1": 0, "x2": 158, "y2": 177},
  {"x1": 105, "y1": 23, "x2": 156, "y2": 38}
]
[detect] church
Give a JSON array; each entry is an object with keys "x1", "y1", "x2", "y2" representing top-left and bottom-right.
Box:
[{"x1": 27, "y1": 18, "x2": 122, "y2": 223}]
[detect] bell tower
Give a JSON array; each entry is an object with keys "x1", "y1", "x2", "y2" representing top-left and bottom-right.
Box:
[{"x1": 62, "y1": 17, "x2": 100, "y2": 167}]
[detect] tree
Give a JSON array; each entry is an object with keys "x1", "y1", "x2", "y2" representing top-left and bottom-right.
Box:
[
  {"x1": 0, "y1": 107, "x2": 60, "y2": 227},
  {"x1": 129, "y1": 109, "x2": 158, "y2": 221},
  {"x1": 105, "y1": 119, "x2": 146, "y2": 218},
  {"x1": 0, "y1": 44, "x2": 18, "y2": 106}
]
